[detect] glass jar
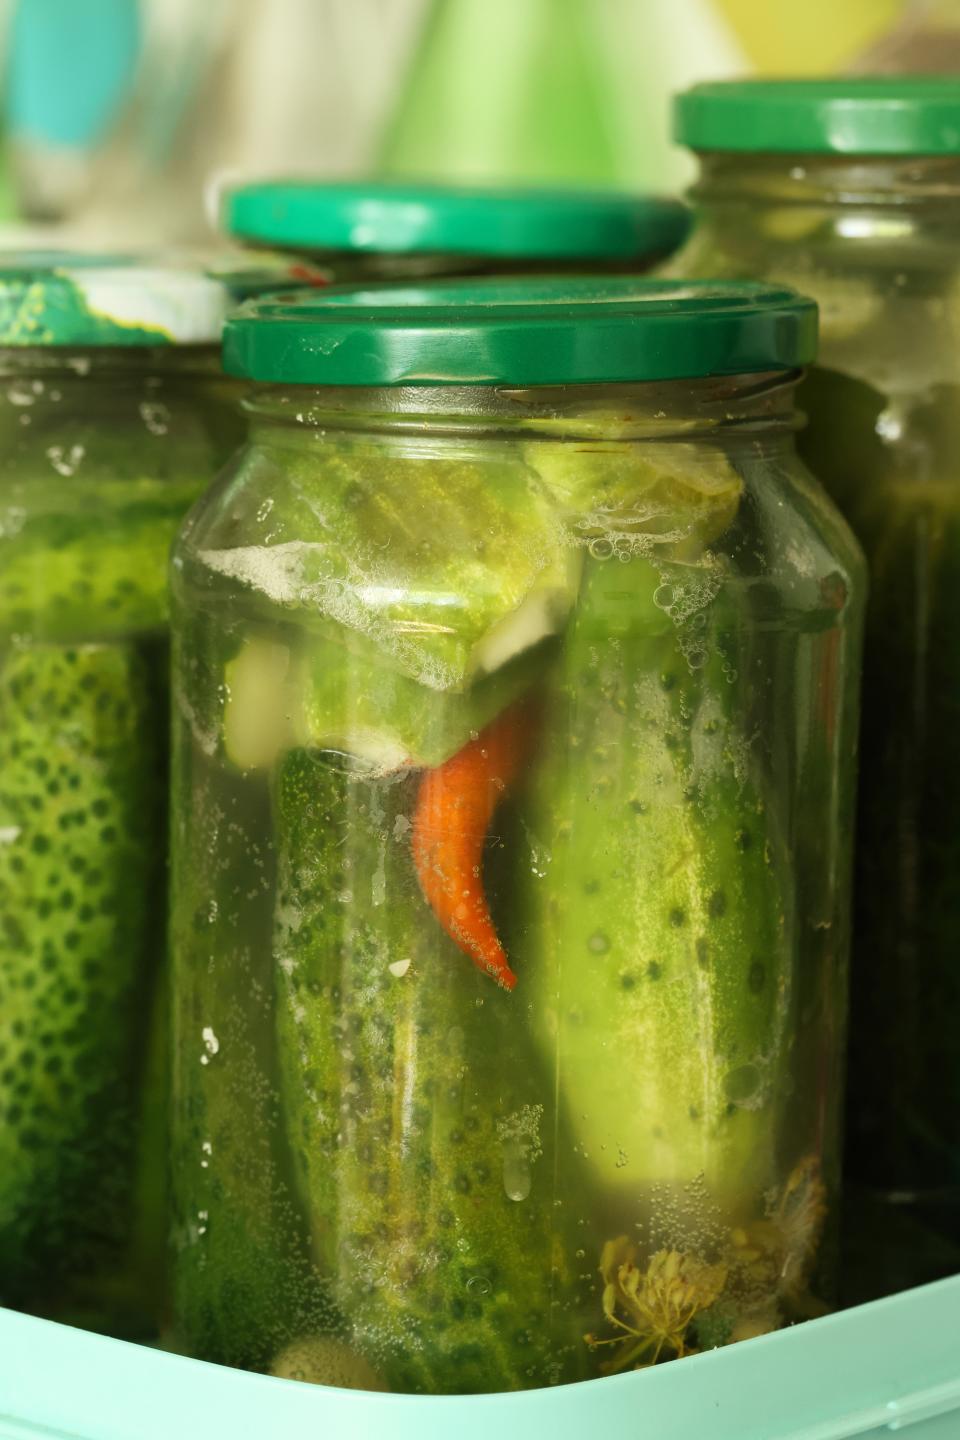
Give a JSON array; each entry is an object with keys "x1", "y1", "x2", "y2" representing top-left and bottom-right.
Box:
[
  {"x1": 0, "y1": 252, "x2": 306, "y2": 1336},
  {"x1": 221, "y1": 181, "x2": 690, "y2": 280},
  {"x1": 670, "y1": 78, "x2": 960, "y2": 1297},
  {"x1": 170, "y1": 278, "x2": 864, "y2": 1392}
]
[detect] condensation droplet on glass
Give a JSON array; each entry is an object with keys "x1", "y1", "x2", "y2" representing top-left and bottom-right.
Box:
[
  {"x1": 7, "y1": 379, "x2": 41, "y2": 406},
  {"x1": 201, "y1": 1025, "x2": 220, "y2": 1064},
  {"x1": 588, "y1": 930, "x2": 610, "y2": 955},
  {"x1": 140, "y1": 400, "x2": 171, "y2": 436},
  {"x1": 876, "y1": 408, "x2": 903, "y2": 443},
  {"x1": 0, "y1": 506, "x2": 26, "y2": 539},
  {"x1": 46, "y1": 444, "x2": 85, "y2": 477}
]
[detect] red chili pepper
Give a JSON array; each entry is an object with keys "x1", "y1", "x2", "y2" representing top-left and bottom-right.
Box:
[
  {"x1": 289, "y1": 263, "x2": 332, "y2": 287},
  {"x1": 411, "y1": 698, "x2": 536, "y2": 991}
]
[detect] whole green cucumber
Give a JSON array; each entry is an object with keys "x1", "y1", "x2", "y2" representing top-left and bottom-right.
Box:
[
  {"x1": 0, "y1": 642, "x2": 161, "y2": 1305},
  {"x1": 524, "y1": 551, "x2": 793, "y2": 1216},
  {"x1": 272, "y1": 743, "x2": 585, "y2": 1393}
]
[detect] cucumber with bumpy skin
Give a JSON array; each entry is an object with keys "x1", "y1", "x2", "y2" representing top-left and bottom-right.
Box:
[
  {"x1": 0, "y1": 482, "x2": 201, "y2": 642},
  {"x1": 272, "y1": 745, "x2": 584, "y2": 1394},
  {"x1": 524, "y1": 551, "x2": 793, "y2": 1222},
  {"x1": 0, "y1": 641, "x2": 162, "y2": 1302}
]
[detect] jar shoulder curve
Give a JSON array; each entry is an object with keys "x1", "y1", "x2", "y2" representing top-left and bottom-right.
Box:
[{"x1": 735, "y1": 440, "x2": 867, "y2": 624}]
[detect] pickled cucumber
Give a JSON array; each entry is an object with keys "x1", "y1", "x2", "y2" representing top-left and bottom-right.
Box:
[
  {"x1": 198, "y1": 436, "x2": 578, "y2": 692},
  {"x1": 0, "y1": 642, "x2": 162, "y2": 1303},
  {"x1": 169, "y1": 683, "x2": 331, "y2": 1371},
  {"x1": 223, "y1": 627, "x2": 557, "y2": 774},
  {"x1": 272, "y1": 744, "x2": 583, "y2": 1393},
  {"x1": 523, "y1": 552, "x2": 794, "y2": 1215},
  {"x1": 0, "y1": 484, "x2": 200, "y2": 642},
  {"x1": 0, "y1": 389, "x2": 235, "y2": 1322},
  {"x1": 525, "y1": 437, "x2": 744, "y2": 542}
]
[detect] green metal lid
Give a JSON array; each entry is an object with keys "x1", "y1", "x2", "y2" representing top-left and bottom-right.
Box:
[
  {"x1": 222, "y1": 276, "x2": 817, "y2": 387},
  {"x1": 0, "y1": 250, "x2": 328, "y2": 347},
  {"x1": 223, "y1": 180, "x2": 690, "y2": 261},
  {"x1": 676, "y1": 77, "x2": 960, "y2": 156}
]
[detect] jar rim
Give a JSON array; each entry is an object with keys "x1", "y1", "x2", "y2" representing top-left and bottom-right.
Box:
[
  {"x1": 223, "y1": 180, "x2": 690, "y2": 261},
  {"x1": 676, "y1": 77, "x2": 960, "y2": 157},
  {"x1": 222, "y1": 277, "x2": 818, "y2": 388}
]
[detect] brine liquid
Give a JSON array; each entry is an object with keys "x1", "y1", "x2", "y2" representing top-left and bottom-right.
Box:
[{"x1": 170, "y1": 534, "x2": 854, "y2": 1392}]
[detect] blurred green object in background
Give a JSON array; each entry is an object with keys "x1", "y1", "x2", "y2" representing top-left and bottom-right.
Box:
[
  {"x1": 377, "y1": 0, "x2": 747, "y2": 193},
  {"x1": 380, "y1": 0, "x2": 622, "y2": 185},
  {"x1": 376, "y1": 0, "x2": 907, "y2": 194}
]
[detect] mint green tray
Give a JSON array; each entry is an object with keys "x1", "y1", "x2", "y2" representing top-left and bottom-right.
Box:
[{"x1": 1, "y1": 1277, "x2": 959, "y2": 1439}]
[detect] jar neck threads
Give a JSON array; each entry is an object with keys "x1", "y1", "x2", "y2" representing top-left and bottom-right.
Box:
[
  {"x1": 241, "y1": 373, "x2": 803, "y2": 447},
  {"x1": 691, "y1": 152, "x2": 960, "y2": 210}
]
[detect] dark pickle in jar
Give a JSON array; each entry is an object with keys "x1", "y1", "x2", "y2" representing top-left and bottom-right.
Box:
[{"x1": 671, "y1": 77, "x2": 960, "y2": 1296}]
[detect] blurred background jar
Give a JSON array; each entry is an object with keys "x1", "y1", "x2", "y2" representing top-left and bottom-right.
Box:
[
  {"x1": 0, "y1": 250, "x2": 312, "y2": 1336},
  {"x1": 667, "y1": 77, "x2": 960, "y2": 1302}
]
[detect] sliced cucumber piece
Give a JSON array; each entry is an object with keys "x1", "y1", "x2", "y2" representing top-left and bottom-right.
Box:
[{"x1": 200, "y1": 438, "x2": 578, "y2": 693}]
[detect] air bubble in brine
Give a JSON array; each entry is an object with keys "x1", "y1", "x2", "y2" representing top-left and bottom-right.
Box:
[{"x1": 502, "y1": 1137, "x2": 532, "y2": 1202}]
